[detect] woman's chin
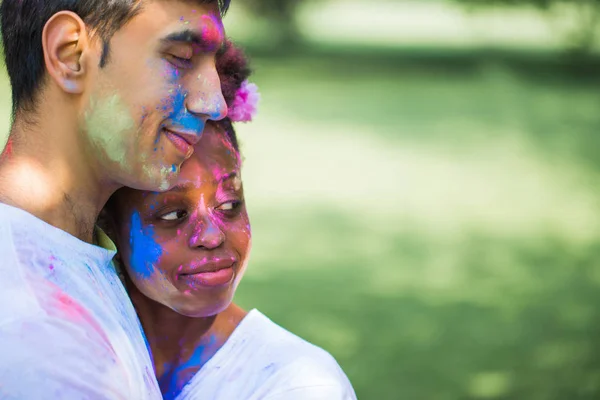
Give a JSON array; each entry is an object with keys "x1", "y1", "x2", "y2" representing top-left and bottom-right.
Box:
[{"x1": 172, "y1": 293, "x2": 233, "y2": 318}]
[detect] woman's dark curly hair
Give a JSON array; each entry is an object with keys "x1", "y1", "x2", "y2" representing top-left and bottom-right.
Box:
[{"x1": 215, "y1": 39, "x2": 252, "y2": 151}]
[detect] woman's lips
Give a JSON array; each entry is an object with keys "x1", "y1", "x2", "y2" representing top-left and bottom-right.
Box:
[
  {"x1": 180, "y1": 267, "x2": 235, "y2": 287},
  {"x1": 178, "y1": 257, "x2": 236, "y2": 287}
]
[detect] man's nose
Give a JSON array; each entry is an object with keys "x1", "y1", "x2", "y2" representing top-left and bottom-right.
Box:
[{"x1": 184, "y1": 64, "x2": 228, "y2": 121}]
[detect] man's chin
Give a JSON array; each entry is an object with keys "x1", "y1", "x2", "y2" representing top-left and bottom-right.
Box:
[{"x1": 125, "y1": 167, "x2": 180, "y2": 193}]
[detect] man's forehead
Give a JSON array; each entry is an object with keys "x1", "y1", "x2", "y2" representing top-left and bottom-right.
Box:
[
  {"x1": 120, "y1": 1, "x2": 224, "y2": 45},
  {"x1": 151, "y1": 0, "x2": 226, "y2": 15},
  {"x1": 160, "y1": 15, "x2": 224, "y2": 52}
]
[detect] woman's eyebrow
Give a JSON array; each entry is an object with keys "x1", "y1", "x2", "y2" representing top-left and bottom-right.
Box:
[{"x1": 218, "y1": 171, "x2": 237, "y2": 184}]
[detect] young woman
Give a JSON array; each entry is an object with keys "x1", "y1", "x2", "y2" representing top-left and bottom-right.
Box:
[{"x1": 102, "y1": 41, "x2": 357, "y2": 400}]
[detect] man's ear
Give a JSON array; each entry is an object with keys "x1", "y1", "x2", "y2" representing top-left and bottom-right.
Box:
[{"x1": 42, "y1": 11, "x2": 92, "y2": 94}]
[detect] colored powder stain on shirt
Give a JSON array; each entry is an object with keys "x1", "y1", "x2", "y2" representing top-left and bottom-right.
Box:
[
  {"x1": 163, "y1": 335, "x2": 217, "y2": 400},
  {"x1": 129, "y1": 210, "x2": 162, "y2": 279},
  {"x1": 263, "y1": 363, "x2": 276, "y2": 372}
]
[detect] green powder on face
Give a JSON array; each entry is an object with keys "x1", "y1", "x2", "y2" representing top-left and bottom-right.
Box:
[
  {"x1": 157, "y1": 164, "x2": 176, "y2": 191},
  {"x1": 158, "y1": 167, "x2": 171, "y2": 192},
  {"x1": 84, "y1": 94, "x2": 136, "y2": 172},
  {"x1": 141, "y1": 162, "x2": 176, "y2": 192}
]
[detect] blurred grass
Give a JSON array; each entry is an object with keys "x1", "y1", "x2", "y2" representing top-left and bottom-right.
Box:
[
  {"x1": 230, "y1": 49, "x2": 600, "y2": 400},
  {"x1": 2, "y1": 11, "x2": 600, "y2": 399}
]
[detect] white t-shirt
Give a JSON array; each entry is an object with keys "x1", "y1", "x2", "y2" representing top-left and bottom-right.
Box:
[
  {"x1": 176, "y1": 309, "x2": 357, "y2": 400},
  {"x1": 0, "y1": 203, "x2": 161, "y2": 399}
]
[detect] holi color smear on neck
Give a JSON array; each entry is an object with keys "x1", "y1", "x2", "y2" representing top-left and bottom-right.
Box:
[{"x1": 129, "y1": 210, "x2": 162, "y2": 279}]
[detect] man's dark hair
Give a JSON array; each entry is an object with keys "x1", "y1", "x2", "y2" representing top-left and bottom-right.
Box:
[{"x1": 0, "y1": 0, "x2": 230, "y2": 117}]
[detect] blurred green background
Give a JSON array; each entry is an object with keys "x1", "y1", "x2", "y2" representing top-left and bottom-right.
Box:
[{"x1": 3, "y1": 0, "x2": 600, "y2": 398}]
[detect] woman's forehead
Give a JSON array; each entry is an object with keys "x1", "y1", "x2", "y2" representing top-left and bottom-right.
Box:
[{"x1": 189, "y1": 126, "x2": 239, "y2": 166}]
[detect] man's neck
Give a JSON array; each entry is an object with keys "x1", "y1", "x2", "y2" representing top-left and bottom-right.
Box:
[{"x1": 0, "y1": 122, "x2": 116, "y2": 243}]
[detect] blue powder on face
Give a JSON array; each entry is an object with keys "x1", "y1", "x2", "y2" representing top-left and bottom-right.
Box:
[
  {"x1": 172, "y1": 164, "x2": 177, "y2": 172},
  {"x1": 129, "y1": 210, "x2": 162, "y2": 279},
  {"x1": 164, "y1": 85, "x2": 205, "y2": 134}
]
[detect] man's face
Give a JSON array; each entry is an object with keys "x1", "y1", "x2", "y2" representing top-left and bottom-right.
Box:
[{"x1": 82, "y1": 1, "x2": 227, "y2": 192}]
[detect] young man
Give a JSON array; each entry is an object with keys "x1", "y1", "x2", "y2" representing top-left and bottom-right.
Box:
[{"x1": 0, "y1": 0, "x2": 230, "y2": 398}]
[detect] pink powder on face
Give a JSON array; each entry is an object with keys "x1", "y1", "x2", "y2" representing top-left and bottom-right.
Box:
[
  {"x1": 199, "y1": 14, "x2": 223, "y2": 53},
  {"x1": 1, "y1": 138, "x2": 13, "y2": 159}
]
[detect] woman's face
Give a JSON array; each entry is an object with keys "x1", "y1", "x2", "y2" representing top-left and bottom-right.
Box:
[{"x1": 112, "y1": 123, "x2": 251, "y2": 317}]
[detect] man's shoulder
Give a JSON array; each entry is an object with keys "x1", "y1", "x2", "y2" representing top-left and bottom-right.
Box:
[
  {"x1": 0, "y1": 278, "x2": 112, "y2": 346},
  {"x1": 0, "y1": 216, "x2": 43, "y2": 324},
  {"x1": 0, "y1": 310, "x2": 130, "y2": 399}
]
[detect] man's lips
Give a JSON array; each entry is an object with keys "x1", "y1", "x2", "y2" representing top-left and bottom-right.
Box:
[{"x1": 164, "y1": 128, "x2": 200, "y2": 157}]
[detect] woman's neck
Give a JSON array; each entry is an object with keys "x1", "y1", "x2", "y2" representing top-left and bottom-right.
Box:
[{"x1": 129, "y1": 287, "x2": 247, "y2": 399}]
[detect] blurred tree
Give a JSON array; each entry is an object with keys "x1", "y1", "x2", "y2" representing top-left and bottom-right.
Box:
[
  {"x1": 242, "y1": 0, "x2": 306, "y2": 47},
  {"x1": 455, "y1": 0, "x2": 600, "y2": 54}
]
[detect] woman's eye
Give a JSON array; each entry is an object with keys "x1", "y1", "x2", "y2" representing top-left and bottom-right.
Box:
[
  {"x1": 217, "y1": 201, "x2": 241, "y2": 212},
  {"x1": 159, "y1": 210, "x2": 187, "y2": 221}
]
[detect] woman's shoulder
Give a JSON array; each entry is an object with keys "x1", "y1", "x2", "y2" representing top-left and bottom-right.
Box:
[
  {"x1": 178, "y1": 309, "x2": 356, "y2": 400},
  {"x1": 230, "y1": 309, "x2": 357, "y2": 399},
  {"x1": 243, "y1": 309, "x2": 339, "y2": 364}
]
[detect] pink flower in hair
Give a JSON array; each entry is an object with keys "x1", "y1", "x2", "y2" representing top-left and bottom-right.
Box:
[{"x1": 228, "y1": 80, "x2": 260, "y2": 123}]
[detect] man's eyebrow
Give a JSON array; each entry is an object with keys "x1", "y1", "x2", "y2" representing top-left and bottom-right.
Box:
[{"x1": 160, "y1": 29, "x2": 223, "y2": 51}]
